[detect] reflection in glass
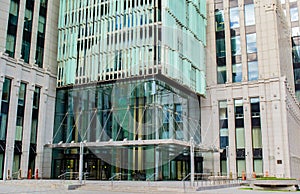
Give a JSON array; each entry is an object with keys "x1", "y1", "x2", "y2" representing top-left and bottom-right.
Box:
[
  {"x1": 290, "y1": 7, "x2": 299, "y2": 22},
  {"x1": 246, "y1": 33, "x2": 257, "y2": 53},
  {"x1": 215, "y1": 9, "x2": 225, "y2": 32},
  {"x1": 232, "y1": 63, "x2": 242, "y2": 82},
  {"x1": 245, "y1": 4, "x2": 255, "y2": 26},
  {"x1": 230, "y1": 7, "x2": 240, "y2": 28},
  {"x1": 216, "y1": 38, "x2": 226, "y2": 57},
  {"x1": 248, "y1": 61, "x2": 258, "y2": 81},
  {"x1": 231, "y1": 36, "x2": 241, "y2": 56}
]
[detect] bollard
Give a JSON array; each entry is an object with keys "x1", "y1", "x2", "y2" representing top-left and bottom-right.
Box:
[
  {"x1": 7, "y1": 169, "x2": 10, "y2": 180},
  {"x1": 242, "y1": 171, "x2": 246, "y2": 180},
  {"x1": 265, "y1": 171, "x2": 269, "y2": 177},
  {"x1": 18, "y1": 169, "x2": 22, "y2": 179},
  {"x1": 28, "y1": 169, "x2": 32, "y2": 179},
  {"x1": 252, "y1": 172, "x2": 256, "y2": 179},
  {"x1": 35, "y1": 169, "x2": 38, "y2": 179}
]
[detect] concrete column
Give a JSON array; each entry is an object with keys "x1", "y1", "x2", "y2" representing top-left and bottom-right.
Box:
[
  {"x1": 0, "y1": 0, "x2": 10, "y2": 52},
  {"x1": 29, "y1": 0, "x2": 40, "y2": 65},
  {"x1": 34, "y1": 86, "x2": 48, "y2": 176},
  {"x1": 20, "y1": 85, "x2": 35, "y2": 178},
  {"x1": 14, "y1": 0, "x2": 25, "y2": 59},
  {"x1": 243, "y1": 98, "x2": 253, "y2": 177},
  {"x1": 227, "y1": 99, "x2": 237, "y2": 178},
  {"x1": 4, "y1": 78, "x2": 20, "y2": 180}
]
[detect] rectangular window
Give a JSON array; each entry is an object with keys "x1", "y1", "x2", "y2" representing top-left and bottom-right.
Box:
[
  {"x1": 246, "y1": 33, "x2": 257, "y2": 53},
  {"x1": 253, "y1": 159, "x2": 263, "y2": 175},
  {"x1": 216, "y1": 38, "x2": 226, "y2": 57},
  {"x1": 231, "y1": 36, "x2": 241, "y2": 56},
  {"x1": 234, "y1": 99, "x2": 245, "y2": 158},
  {"x1": 21, "y1": 0, "x2": 34, "y2": 63},
  {"x1": 248, "y1": 61, "x2": 258, "y2": 81},
  {"x1": 5, "y1": 0, "x2": 20, "y2": 57},
  {"x1": 237, "y1": 159, "x2": 246, "y2": 177},
  {"x1": 30, "y1": 87, "x2": 40, "y2": 144},
  {"x1": 0, "y1": 78, "x2": 12, "y2": 140},
  {"x1": 219, "y1": 101, "x2": 228, "y2": 149},
  {"x1": 15, "y1": 82, "x2": 26, "y2": 141},
  {"x1": 245, "y1": 4, "x2": 255, "y2": 26},
  {"x1": 232, "y1": 63, "x2": 242, "y2": 82},
  {"x1": 215, "y1": 9, "x2": 225, "y2": 32},
  {"x1": 290, "y1": 7, "x2": 299, "y2": 22},
  {"x1": 35, "y1": 0, "x2": 48, "y2": 68},
  {"x1": 230, "y1": 7, "x2": 240, "y2": 29}
]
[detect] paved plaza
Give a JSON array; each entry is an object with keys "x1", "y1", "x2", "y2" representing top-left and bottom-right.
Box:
[{"x1": 0, "y1": 181, "x2": 298, "y2": 194}]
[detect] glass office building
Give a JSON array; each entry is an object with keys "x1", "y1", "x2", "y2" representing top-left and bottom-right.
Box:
[{"x1": 48, "y1": 0, "x2": 207, "y2": 180}]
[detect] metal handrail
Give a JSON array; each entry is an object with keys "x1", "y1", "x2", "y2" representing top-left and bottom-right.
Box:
[
  {"x1": 182, "y1": 173, "x2": 212, "y2": 192},
  {"x1": 109, "y1": 173, "x2": 122, "y2": 181},
  {"x1": 146, "y1": 173, "x2": 157, "y2": 181},
  {"x1": 109, "y1": 173, "x2": 131, "y2": 188},
  {"x1": 58, "y1": 172, "x2": 79, "y2": 179}
]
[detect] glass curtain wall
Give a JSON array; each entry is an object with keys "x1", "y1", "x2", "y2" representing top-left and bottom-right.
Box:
[{"x1": 52, "y1": 79, "x2": 201, "y2": 180}]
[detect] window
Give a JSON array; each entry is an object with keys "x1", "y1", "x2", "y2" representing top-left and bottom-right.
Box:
[
  {"x1": 246, "y1": 33, "x2": 257, "y2": 53},
  {"x1": 30, "y1": 87, "x2": 41, "y2": 144},
  {"x1": 5, "y1": 0, "x2": 20, "y2": 57},
  {"x1": 35, "y1": 0, "x2": 48, "y2": 67},
  {"x1": 248, "y1": 61, "x2": 258, "y2": 81},
  {"x1": 245, "y1": 4, "x2": 255, "y2": 26},
  {"x1": 2, "y1": 78, "x2": 11, "y2": 102},
  {"x1": 21, "y1": 0, "x2": 35, "y2": 63},
  {"x1": 216, "y1": 38, "x2": 226, "y2": 57},
  {"x1": 215, "y1": 10, "x2": 225, "y2": 32},
  {"x1": 231, "y1": 36, "x2": 241, "y2": 56},
  {"x1": 219, "y1": 101, "x2": 228, "y2": 149},
  {"x1": 18, "y1": 82, "x2": 26, "y2": 106},
  {"x1": 0, "y1": 78, "x2": 12, "y2": 141},
  {"x1": 232, "y1": 63, "x2": 242, "y2": 82},
  {"x1": 230, "y1": 7, "x2": 240, "y2": 28},
  {"x1": 217, "y1": 65, "x2": 227, "y2": 84},
  {"x1": 15, "y1": 82, "x2": 26, "y2": 141},
  {"x1": 290, "y1": 7, "x2": 299, "y2": 22}
]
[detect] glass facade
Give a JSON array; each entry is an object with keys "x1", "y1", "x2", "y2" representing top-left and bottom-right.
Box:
[
  {"x1": 52, "y1": 79, "x2": 202, "y2": 180},
  {"x1": 6, "y1": 0, "x2": 20, "y2": 58},
  {"x1": 35, "y1": 0, "x2": 48, "y2": 67},
  {"x1": 57, "y1": 0, "x2": 206, "y2": 95},
  {"x1": 21, "y1": 0, "x2": 34, "y2": 63},
  {"x1": 52, "y1": 0, "x2": 206, "y2": 180}
]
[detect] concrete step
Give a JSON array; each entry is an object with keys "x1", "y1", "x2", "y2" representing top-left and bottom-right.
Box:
[{"x1": 78, "y1": 181, "x2": 197, "y2": 193}]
